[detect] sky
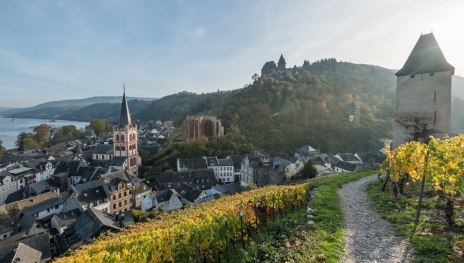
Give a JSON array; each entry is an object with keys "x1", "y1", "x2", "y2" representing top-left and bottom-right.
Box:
[{"x1": 1, "y1": 0, "x2": 464, "y2": 107}]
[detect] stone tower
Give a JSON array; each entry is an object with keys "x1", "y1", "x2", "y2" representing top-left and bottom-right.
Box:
[
  {"x1": 277, "y1": 54, "x2": 286, "y2": 69},
  {"x1": 392, "y1": 33, "x2": 454, "y2": 148},
  {"x1": 113, "y1": 90, "x2": 139, "y2": 173},
  {"x1": 348, "y1": 101, "x2": 360, "y2": 125}
]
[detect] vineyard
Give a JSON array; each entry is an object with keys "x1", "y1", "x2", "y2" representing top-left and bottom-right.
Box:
[
  {"x1": 55, "y1": 184, "x2": 307, "y2": 262},
  {"x1": 373, "y1": 134, "x2": 464, "y2": 261}
]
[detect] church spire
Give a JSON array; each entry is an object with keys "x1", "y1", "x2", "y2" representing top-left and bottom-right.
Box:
[
  {"x1": 278, "y1": 54, "x2": 286, "y2": 69},
  {"x1": 119, "y1": 85, "x2": 132, "y2": 126}
]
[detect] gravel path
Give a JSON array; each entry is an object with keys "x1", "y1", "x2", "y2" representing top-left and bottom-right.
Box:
[{"x1": 338, "y1": 174, "x2": 413, "y2": 263}]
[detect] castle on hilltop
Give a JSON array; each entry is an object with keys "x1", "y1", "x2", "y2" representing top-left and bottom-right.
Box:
[{"x1": 261, "y1": 55, "x2": 297, "y2": 77}]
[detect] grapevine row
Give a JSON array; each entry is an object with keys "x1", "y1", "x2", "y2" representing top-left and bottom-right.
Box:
[{"x1": 55, "y1": 183, "x2": 308, "y2": 262}]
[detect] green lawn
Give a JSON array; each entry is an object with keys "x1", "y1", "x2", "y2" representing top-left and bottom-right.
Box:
[{"x1": 368, "y1": 180, "x2": 464, "y2": 262}]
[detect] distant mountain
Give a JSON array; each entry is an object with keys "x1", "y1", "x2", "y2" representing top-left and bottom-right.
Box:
[
  {"x1": 2, "y1": 96, "x2": 157, "y2": 119},
  {"x1": 0, "y1": 107, "x2": 14, "y2": 114}
]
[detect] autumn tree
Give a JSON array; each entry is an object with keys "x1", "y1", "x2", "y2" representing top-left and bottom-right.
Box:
[
  {"x1": 33, "y1": 124, "x2": 51, "y2": 145},
  {"x1": 16, "y1": 132, "x2": 39, "y2": 151},
  {"x1": 89, "y1": 119, "x2": 107, "y2": 136}
]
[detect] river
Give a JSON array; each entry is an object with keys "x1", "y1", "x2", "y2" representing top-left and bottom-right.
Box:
[{"x1": 0, "y1": 117, "x2": 89, "y2": 150}]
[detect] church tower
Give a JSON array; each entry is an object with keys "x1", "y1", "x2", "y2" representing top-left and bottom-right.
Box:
[
  {"x1": 113, "y1": 89, "x2": 139, "y2": 173},
  {"x1": 393, "y1": 33, "x2": 454, "y2": 148}
]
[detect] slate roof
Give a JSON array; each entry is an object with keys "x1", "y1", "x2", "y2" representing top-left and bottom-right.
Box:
[
  {"x1": 0, "y1": 231, "x2": 51, "y2": 262},
  {"x1": 212, "y1": 184, "x2": 240, "y2": 195},
  {"x1": 156, "y1": 170, "x2": 216, "y2": 191},
  {"x1": 336, "y1": 153, "x2": 360, "y2": 162},
  {"x1": 296, "y1": 145, "x2": 318, "y2": 155},
  {"x1": 58, "y1": 208, "x2": 120, "y2": 251},
  {"x1": 119, "y1": 91, "x2": 132, "y2": 126},
  {"x1": 53, "y1": 208, "x2": 82, "y2": 229},
  {"x1": 204, "y1": 157, "x2": 219, "y2": 166},
  {"x1": 177, "y1": 158, "x2": 207, "y2": 170},
  {"x1": 228, "y1": 155, "x2": 245, "y2": 169},
  {"x1": 155, "y1": 189, "x2": 173, "y2": 203},
  {"x1": 396, "y1": 33, "x2": 454, "y2": 76},
  {"x1": 175, "y1": 183, "x2": 202, "y2": 203},
  {"x1": 218, "y1": 157, "x2": 234, "y2": 166},
  {"x1": 29, "y1": 180, "x2": 58, "y2": 195},
  {"x1": 22, "y1": 198, "x2": 63, "y2": 217},
  {"x1": 110, "y1": 157, "x2": 127, "y2": 167},
  {"x1": 76, "y1": 186, "x2": 108, "y2": 206},
  {"x1": 54, "y1": 160, "x2": 84, "y2": 177},
  {"x1": 331, "y1": 161, "x2": 358, "y2": 172},
  {"x1": 92, "y1": 144, "x2": 113, "y2": 155},
  {"x1": 1, "y1": 242, "x2": 42, "y2": 263}
]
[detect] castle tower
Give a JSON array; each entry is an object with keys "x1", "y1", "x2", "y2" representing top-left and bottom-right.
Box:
[
  {"x1": 113, "y1": 89, "x2": 139, "y2": 173},
  {"x1": 277, "y1": 54, "x2": 286, "y2": 69},
  {"x1": 392, "y1": 33, "x2": 454, "y2": 148},
  {"x1": 348, "y1": 101, "x2": 360, "y2": 125}
]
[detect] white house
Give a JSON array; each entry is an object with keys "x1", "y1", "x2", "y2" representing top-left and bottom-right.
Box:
[
  {"x1": 23, "y1": 198, "x2": 64, "y2": 220},
  {"x1": 217, "y1": 157, "x2": 234, "y2": 183},
  {"x1": 141, "y1": 189, "x2": 182, "y2": 212},
  {"x1": 334, "y1": 153, "x2": 362, "y2": 165},
  {"x1": 0, "y1": 172, "x2": 26, "y2": 204}
]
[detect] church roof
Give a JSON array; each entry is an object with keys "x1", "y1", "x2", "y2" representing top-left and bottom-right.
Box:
[
  {"x1": 119, "y1": 91, "x2": 132, "y2": 127},
  {"x1": 396, "y1": 33, "x2": 454, "y2": 76}
]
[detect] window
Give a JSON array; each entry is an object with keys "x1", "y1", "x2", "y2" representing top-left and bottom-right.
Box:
[
  {"x1": 119, "y1": 202, "x2": 122, "y2": 207},
  {"x1": 113, "y1": 195, "x2": 116, "y2": 200},
  {"x1": 113, "y1": 204, "x2": 116, "y2": 209},
  {"x1": 124, "y1": 200, "x2": 127, "y2": 205},
  {"x1": 47, "y1": 208, "x2": 50, "y2": 212},
  {"x1": 434, "y1": 91, "x2": 436, "y2": 104},
  {"x1": 55, "y1": 205, "x2": 59, "y2": 209},
  {"x1": 93, "y1": 201, "x2": 98, "y2": 206},
  {"x1": 124, "y1": 191, "x2": 127, "y2": 197},
  {"x1": 118, "y1": 193, "x2": 121, "y2": 198}
]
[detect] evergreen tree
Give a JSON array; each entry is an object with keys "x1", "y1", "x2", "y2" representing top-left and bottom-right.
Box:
[{"x1": 301, "y1": 161, "x2": 318, "y2": 179}]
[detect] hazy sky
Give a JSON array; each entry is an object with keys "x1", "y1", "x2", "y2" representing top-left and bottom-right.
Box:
[{"x1": 1, "y1": 0, "x2": 463, "y2": 107}]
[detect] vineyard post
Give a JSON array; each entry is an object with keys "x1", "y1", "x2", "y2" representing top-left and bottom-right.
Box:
[
  {"x1": 414, "y1": 142, "x2": 430, "y2": 225},
  {"x1": 240, "y1": 210, "x2": 245, "y2": 249}
]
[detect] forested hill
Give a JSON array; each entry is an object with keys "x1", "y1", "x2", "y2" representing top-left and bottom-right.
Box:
[{"x1": 137, "y1": 59, "x2": 397, "y2": 153}]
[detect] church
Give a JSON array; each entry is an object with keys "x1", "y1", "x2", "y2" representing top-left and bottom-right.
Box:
[
  {"x1": 92, "y1": 90, "x2": 140, "y2": 174},
  {"x1": 392, "y1": 33, "x2": 454, "y2": 148}
]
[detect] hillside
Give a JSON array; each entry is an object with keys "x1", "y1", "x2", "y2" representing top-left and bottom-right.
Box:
[
  {"x1": 139, "y1": 59, "x2": 397, "y2": 154},
  {"x1": 2, "y1": 96, "x2": 156, "y2": 118}
]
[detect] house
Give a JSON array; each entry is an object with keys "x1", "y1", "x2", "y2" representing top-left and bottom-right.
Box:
[
  {"x1": 294, "y1": 145, "x2": 320, "y2": 162},
  {"x1": 176, "y1": 158, "x2": 208, "y2": 172},
  {"x1": 141, "y1": 189, "x2": 182, "y2": 212},
  {"x1": 331, "y1": 161, "x2": 359, "y2": 173},
  {"x1": 241, "y1": 151, "x2": 282, "y2": 186},
  {"x1": 57, "y1": 208, "x2": 122, "y2": 252},
  {"x1": 50, "y1": 208, "x2": 82, "y2": 235},
  {"x1": 29, "y1": 180, "x2": 59, "y2": 196},
  {"x1": 217, "y1": 157, "x2": 235, "y2": 183},
  {"x1": 0, "y1": 171, "x2": 25, "y2": 204},
  {"x1": 0, "y1": 231, "x2": 52, "y2": 263},
  {"x1": 272, "y1": 156, "x2": 297, "y2": 179},
  {"x1": 174, "y1": 183, "x2": 214, "y2": 205},
  {"x1": 155, "y1": 170, "x2": 216, "y2": 191},
  {"x1": 74, "y1": 183, "x2": 109, "y2": 212},
  {"x1": 105, "y1": 176, "x2": 134, "y2": 214},
  {"x1": 0, "y1": 242, "x2": 42, "y2": 263},
  {"x1": 334, "y1": 153, "x2": 363, "y2": 165},
  {"x1": 22, "y1": 198, "x2": 64, "y2": 221},
  {"x1": 132, "y1": 180, "x2": 152, "y2": 208},
  {"x1": 204, "y1": 156, "x2": 219, "y2": 178},
  {"x1": 228, "y1": 155, "x2": 245, "y2": 183},
  {"x1": 24, "y1": 159, "x2": 56, "y2": 183}
]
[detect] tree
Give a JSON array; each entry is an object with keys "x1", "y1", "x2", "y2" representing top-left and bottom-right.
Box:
[
  {"x1": 0, "y1": 139, "x2": 5, "y2": 154},
  {"x1": 89, "y1": 119, "x2": 106, "y2": 136},
  {"x1": 16, "y1": 132, "x2": 39, "y2": 151},
  {"x1": 301, "y1": 161, "x2": 318, "y2": 179},
  {"x1": 33, "y1": 124, "x2": 51, "y2": 145}
]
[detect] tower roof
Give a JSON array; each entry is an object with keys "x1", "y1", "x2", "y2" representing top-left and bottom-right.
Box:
[
  {"x1": 119, "y1": 90, "x2": 132, "y2": 126},
  {"x1": 396, "y1": 33, "x2": 454, "y2": 76}
]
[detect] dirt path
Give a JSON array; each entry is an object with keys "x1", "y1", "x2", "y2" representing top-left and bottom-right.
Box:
[{"x1": 338, "y1": 174, "x2": 413, "y2": 263}]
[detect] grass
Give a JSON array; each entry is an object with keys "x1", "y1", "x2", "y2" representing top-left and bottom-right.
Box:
[
  {"x1": 368, "y1": 180, "x2": 464, "y2": 262},
  {"x1": 229, "y1": 170, "x2": 375, "y2": 263}
]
